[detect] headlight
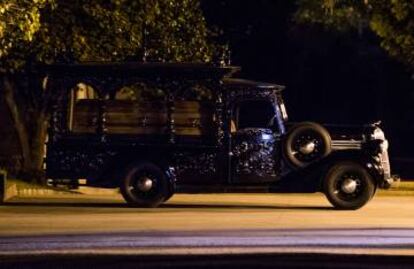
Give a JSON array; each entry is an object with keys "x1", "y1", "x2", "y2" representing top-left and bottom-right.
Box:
[
  {"x1": 373, "y1": 155, "x2": 381, "y2": 163},
  {"x1": 371, "y1": 128, "x2": 385, "y2": 140},
  {"x1": 380, "y1": 139, "x2": 389, "y2": 152}
]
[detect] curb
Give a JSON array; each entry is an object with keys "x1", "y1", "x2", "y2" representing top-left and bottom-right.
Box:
[
  {"x1": 14, "y1": 186, "x2": 75, "y2": 198},
  {"x1": 389, "y1": 181, "x2": 414, "y2": 192},
  {"x1": 2, "y1": 179, "x2": 82, "y2": 201},
  {"x1": 77, "y1": 186, "x2": 119, "y2": 196},
  {"x1": 2, "y1": 179, "x2": 119, "y2": 200},
  {"x1": 4, "y1": 182, "x2": 17, "y2": 201}
]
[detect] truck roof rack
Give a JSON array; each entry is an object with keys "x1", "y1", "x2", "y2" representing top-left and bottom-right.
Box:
[{"x1": 40, "y1": 62, "x2": 241, "y2": 80}]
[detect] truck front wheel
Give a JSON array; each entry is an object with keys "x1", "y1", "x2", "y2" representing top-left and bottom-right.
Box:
[
  {"x1": 120, "y1": 162, "x2": 170, "y2": 208},
  {"x1": 323, "y1": 161, "x2": 375, "y2": 210}
]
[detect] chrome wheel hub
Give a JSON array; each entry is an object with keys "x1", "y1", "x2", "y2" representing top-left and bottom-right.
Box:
[
  {"x1": 299, "y1": 141, "x2": 316, "y2": 155},
  {"x1": 341, "y1": 178, "x2": 358, "y2": 194},
  {"x1": 137, "y1": 177, "x2": 153, "y2": 192}
]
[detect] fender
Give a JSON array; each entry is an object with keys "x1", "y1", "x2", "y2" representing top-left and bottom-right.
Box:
[
  {"x1": 272, "y1": 149, "x2": 382, "y2": 193},
  {"x1": 313, "y1": 149, "x2": 383, "y2": 190},
  {"x1": 164, "y1": 166, "x2": 177, "y2": 200}
]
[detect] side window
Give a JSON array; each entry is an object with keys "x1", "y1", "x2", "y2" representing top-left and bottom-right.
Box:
[
  {"x1": 113, "y1": 83, "x2": 165, "y2": 101},
  {"x1": 68, "y1": 83, "x2": 99, "y2": 133},
  {"x1": 115, "y1": 86, "x2": 138, "y2": 101},
  {"x1": 234, "y1": 99, "x2": 275, "y2": 131},
  {"x1": 74, "y1": 83, "x2": 98, "y2": 100},
  {"x1": 174, "y1": 101, "x2": 214, "y2": 136},
  {"x1": 106, "y1": 83, "x2": 167, "y2": 134}
]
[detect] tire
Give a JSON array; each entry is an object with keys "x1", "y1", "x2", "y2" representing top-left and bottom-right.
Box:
[
  {"x1": 323, "y1": 161, "x2": 375, "y2": 210},
  {"x1": 163, "y1": 191, "x2": 175, "y2": 203},
  {"x1": 283, "y1": 122, "x2": 331, "y2": 168},
  {"x1": 120, "y1": 162, "x2": 170, "y2": 208}
]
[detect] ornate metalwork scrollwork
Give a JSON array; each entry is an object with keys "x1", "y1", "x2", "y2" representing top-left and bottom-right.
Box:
[
  {"x1": 47, "y1": 149, "x2": 116, "y2": 176},
  {"x1": 232, "y1": 128, "x2": 278, "y2": 178},
  {"x1": 173, "y1": 152, "x2": 217, "y2": 175}
]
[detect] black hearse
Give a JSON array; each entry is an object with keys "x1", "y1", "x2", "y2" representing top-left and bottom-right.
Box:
[{"x1": 44, "y1": 62, "x2": 393, "y2": 210}]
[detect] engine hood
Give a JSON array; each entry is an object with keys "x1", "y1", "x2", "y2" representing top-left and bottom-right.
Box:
[
  {"x1": 322, "y1": 124, "x2": 366, "y2": 141},
  {"x1": 285, "y1": 122, "x2": 367, "y2": 141}
]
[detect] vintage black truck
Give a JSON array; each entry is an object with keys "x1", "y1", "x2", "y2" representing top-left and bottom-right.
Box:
[{"x1": 44, "y1": 62, "x2": 393, "y2": 210}]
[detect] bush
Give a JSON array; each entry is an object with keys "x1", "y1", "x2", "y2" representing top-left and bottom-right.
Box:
[{"x1": 0, "y1": 155, "x2": 22, "y2": 178}]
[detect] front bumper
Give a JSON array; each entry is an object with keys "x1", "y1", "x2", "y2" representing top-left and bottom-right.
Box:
[
  {"x1": 378, "y1": 149, "x2": 395, "y2": 189},
  {"x1": 380, "y1": 175, "x2": 395, "y2": 189}
]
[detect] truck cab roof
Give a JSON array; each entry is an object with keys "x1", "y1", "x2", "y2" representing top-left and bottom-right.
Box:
[
  {"x1": 223, "y1": 78, "x2": 285, "y2": 92},
  {"x1": 41, "y1": 62, "x2": 240, "y2": 80}
]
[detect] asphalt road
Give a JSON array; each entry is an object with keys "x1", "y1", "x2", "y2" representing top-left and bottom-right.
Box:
[{"x1": 1, "y1": 192, "x2": 414, "y2": 260}]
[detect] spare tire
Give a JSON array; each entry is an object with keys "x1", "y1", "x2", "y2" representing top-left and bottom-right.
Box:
[{"x1": 283, "y1": 122, "x2": 331, "y2": 168}]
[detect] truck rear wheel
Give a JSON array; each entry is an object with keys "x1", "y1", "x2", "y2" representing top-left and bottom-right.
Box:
[
  {"x1": 120, "y1": 162, "x2": 170, "y2": 208},
  {"x1": 283, "y1": 122, "x2": 331, "y2": 168},
  {"x1": 323, "y1": 161, "x2": 375, "y2": 210}
]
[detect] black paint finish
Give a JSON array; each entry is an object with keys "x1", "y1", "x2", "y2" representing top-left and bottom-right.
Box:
[{"x1": 44, "y1": 62, "x2": 391, "y2": 192}]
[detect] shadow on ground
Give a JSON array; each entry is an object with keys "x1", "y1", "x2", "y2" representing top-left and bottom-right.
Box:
[
  {"x1": 1, "y1": 253, "x2": 413, "y2": 269},
  {"x1": 2, "y1": 201, "x2": 333, "y2": 211}
]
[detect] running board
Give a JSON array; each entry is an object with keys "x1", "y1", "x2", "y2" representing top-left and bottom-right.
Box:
[{"x1": 176, "y1": 185, "x2": 271, "y2": 194}]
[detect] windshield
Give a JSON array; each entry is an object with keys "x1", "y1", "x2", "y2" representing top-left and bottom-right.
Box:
[{"x1": 235, "y1": 99, "x2": 275, "y2": 130}]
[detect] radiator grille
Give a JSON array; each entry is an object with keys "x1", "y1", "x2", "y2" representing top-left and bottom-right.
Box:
[{"x1": 381, "y1": 150, "x2": 391, "y2": 179}]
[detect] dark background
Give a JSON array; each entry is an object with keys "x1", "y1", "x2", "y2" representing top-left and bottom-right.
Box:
[
  {"x1": 202, "y1": 0, "x2": 414, "y2": 178},
  {"x1": 0, "y1": 1, "x2": 412, "y2": 178}
]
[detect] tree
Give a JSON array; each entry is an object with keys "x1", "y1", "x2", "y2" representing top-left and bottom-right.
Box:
[
  {"x1": 0, "y1": 0, "x2": 214, "y2": 181},
  {"x1": 295, "y1": 0, "x2": 414, "y2": 69}
]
